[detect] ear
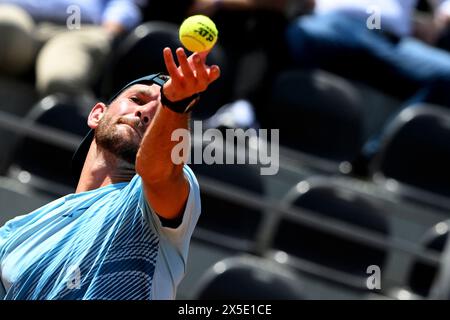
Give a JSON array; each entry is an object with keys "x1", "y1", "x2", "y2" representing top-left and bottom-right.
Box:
[{"x1": 88, "y1": 102, "x2": 107, "y2": 129}]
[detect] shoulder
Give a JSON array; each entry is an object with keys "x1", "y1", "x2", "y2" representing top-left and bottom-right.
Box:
[
  {"x1": 130, "y1": 166, "x2": 200, "y2": 197},
  {"x1": 182, "y1": 165, "x2": 200, "y2": 193}
]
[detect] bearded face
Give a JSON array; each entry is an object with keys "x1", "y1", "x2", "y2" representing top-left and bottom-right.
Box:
[{"x1": 94, "y1": 111, "x2": 143, "y2": 165}]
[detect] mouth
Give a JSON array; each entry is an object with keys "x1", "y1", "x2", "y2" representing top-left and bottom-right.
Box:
[
  {"x1": 117, "y1": 119, "x2": 143, "y2": 139},
  {"x1": 126, "y1": 124, "x2": 143, "y2": 139}
]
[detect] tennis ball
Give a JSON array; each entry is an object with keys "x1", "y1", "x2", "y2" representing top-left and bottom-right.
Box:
[{"x1": 179, "y1": 15, "x2": 218, "y2": 52}]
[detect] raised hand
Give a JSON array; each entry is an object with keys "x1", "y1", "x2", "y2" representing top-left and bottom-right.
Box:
[{"x1": 162, "y1": 47, "x2": 221, "y2": 103}]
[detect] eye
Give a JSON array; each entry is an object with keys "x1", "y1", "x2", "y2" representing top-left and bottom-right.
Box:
[{"x1": 130, "y1": 96, "x2": 144, "y2": 105}]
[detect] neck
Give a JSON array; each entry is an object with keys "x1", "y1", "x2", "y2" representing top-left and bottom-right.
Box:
[{"x1": 75, "y1": 141, "x2": 135, "y2": 193}]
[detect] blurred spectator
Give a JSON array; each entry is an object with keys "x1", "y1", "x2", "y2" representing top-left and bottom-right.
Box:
[
  {"x1": 0, "y1": 0, "x2": 143, "y2": 97},
  {"x1": 412, "y1": 0, "x2": 450, "y2": 49},
  {"x1": 434, "y1": 1, "x2": 450, "y2": 51},
  {"x1": 284, "y1": 0, "x2": 450, "y2": 174},
  {"x1": 434, "y1": 0, "x2": 450, "y2": 34},
  {"x1": 286, "y1": 0, "x2": 450, "y2": 107}
]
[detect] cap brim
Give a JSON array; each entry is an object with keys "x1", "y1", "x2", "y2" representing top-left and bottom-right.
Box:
[{"x1": 71, "y1": 129, "x2": 94, "y2": 183}]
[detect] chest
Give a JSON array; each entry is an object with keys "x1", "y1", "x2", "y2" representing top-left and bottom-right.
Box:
[{"x1": 1, "y1": 204, "x2": 159, "y2": 299}]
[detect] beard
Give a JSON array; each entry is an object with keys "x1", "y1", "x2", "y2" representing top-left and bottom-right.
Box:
[{"x1": 94, "y1": 112, "x2": 141, "y2": 165}]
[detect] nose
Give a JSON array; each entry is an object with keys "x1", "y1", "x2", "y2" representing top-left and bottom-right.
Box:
[
  {"x1": 134, "y1": 101, "x2": 158, "y2": 125},
  {"x1": 135, "y1": 110, "x2": 149, "y2": 124}
]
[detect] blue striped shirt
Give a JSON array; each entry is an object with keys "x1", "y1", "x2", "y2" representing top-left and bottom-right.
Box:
[{"x1": 0, "y1": 165, "x2": 201, "y2": 300}]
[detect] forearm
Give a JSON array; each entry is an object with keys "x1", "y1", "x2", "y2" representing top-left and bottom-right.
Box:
[
  {"x1": 136, "y1": 104, "x2": 189, "y2": 182},
  {"x1": 137, "y1": 48, "x2": 217, "y2": 180},
  {"x1": 134, "y1": 47, "x2": 219, "y2": 219}
]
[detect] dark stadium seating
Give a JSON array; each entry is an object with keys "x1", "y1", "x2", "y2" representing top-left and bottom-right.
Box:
[
  {"x1": 6, "y1": 94, "x2": 92, "y2": 196},
  {"x1": 268, "y1": 176, "x2": 390, "y2": 289},
  {"x1": 192, "y1": 255, "x2": 306, "y2": 300},
  {"x1": 408, "y1": 220, "x2": 449, "y2": 297},
  {"x1": 265, "y1": 69, "x2": 365, "y2": 163},
  {"x1": 189, "y1": 137, "x2": 265, "y2": 251},
  {"x1": 437, "y1": 27, "x2": 450, "y2": 53},
  {"x1": 370, "y1": 104, "x2": 450, "y2": 202},
  {"x1": 139, "y1": 0, "x2": 194, "y2": 25},
  {"x1": 0, "y1": 77, "x2": 38, "y2": 173},
  {"x1": 99, "y1": 21, "x2": 181, "y2": 98}
]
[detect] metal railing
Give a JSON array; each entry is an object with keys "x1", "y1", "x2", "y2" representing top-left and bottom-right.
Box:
[{"x1": 0, "y1": 107, "x2": 447, "y2": 291}]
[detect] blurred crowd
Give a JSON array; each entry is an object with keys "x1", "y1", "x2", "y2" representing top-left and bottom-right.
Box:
[
  {"x1": 2, "y1": 0, "x2": 450, "y2": 300},
  {"x1": 1, "y1": 0, "x2": 450, "y2": 134}
]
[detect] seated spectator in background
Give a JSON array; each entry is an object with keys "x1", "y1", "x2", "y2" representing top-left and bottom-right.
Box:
[
  {"x1": 0, "y1": 0, "x2": 143, "y2": 97},
  {"x1": 286, "y1": 0, "x2": 450, "y2": 107},
  {"x1": 188, "y1": 0, "x2": 315, "y2": 79},
  {"x1": 286, "y1": 0, "x2": 450, "y2": 169},
  {"x1": 415, "y1": 0, "x2": 450, "y2": 51},
  {"x1": 188, "y1": 0, "x2": 300, "y2": 101}
]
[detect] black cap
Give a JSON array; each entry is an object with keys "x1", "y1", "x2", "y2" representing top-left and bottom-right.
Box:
[{"x1": 71, "y1": 73, "x2": 169, "y2": 181}]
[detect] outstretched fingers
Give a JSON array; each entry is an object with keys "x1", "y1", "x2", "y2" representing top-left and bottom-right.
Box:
[
  {"x1": 162, "y1": 47, "x2": 221, "y2": 100},
  {"x1": 163, "y1": 47, "x2": 181, "y2": 83},
  {"x1": 176, "y1": 48, "x2": 196, "y2": 83},
  {"x1": 208, "y1": 64, "x2": 221, "y2": 83},
  {"x1": 192, "y1": 53, "x2": 209, "y2": 91}
]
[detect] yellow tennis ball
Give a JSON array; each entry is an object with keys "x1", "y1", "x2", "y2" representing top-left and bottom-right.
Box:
[{"x1": 179, "y1": 15, "x2": 218, "y2": 52}]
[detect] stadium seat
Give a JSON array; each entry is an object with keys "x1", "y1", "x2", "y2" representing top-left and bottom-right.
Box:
[
  {"x1": 0, "y1": 77, "x2": 38, "y2": 173},
  {"x1": 99, "y1": 21, "x2": 181, "y2": 98},
  {"x1": 0, "y1": 176, "x2": 55, "y2": 227},
  {"x1": 408, "y1": 220, "x2": 449, "y2": 297},
  {"x1": 270, "y1": 176, "x2": 390, "y2": 288},
  {"x1": 266, "y1": 69, "x2": 365, "y2": 162},
  {"x1": 192, "y1": 255, "x2": 306, "y2": 300},
  {"x1": 6, "y1": 94, "x2": 93, "y2": 196},
  {"x1": 370, "y1": 104, "x2": 450, "y2": 200},
  {"x1": 189, "y1": 137, "x2": 265, "y2": 249}
]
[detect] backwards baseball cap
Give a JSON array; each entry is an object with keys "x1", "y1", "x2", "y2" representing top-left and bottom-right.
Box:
[{"x1": 71, "y1": 73, "x2": 170, "y2": 181}]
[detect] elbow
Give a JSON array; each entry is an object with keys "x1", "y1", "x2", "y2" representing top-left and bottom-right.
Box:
[{"x1": 135, "y1": 152, "x2": 183, "y2": 184}]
